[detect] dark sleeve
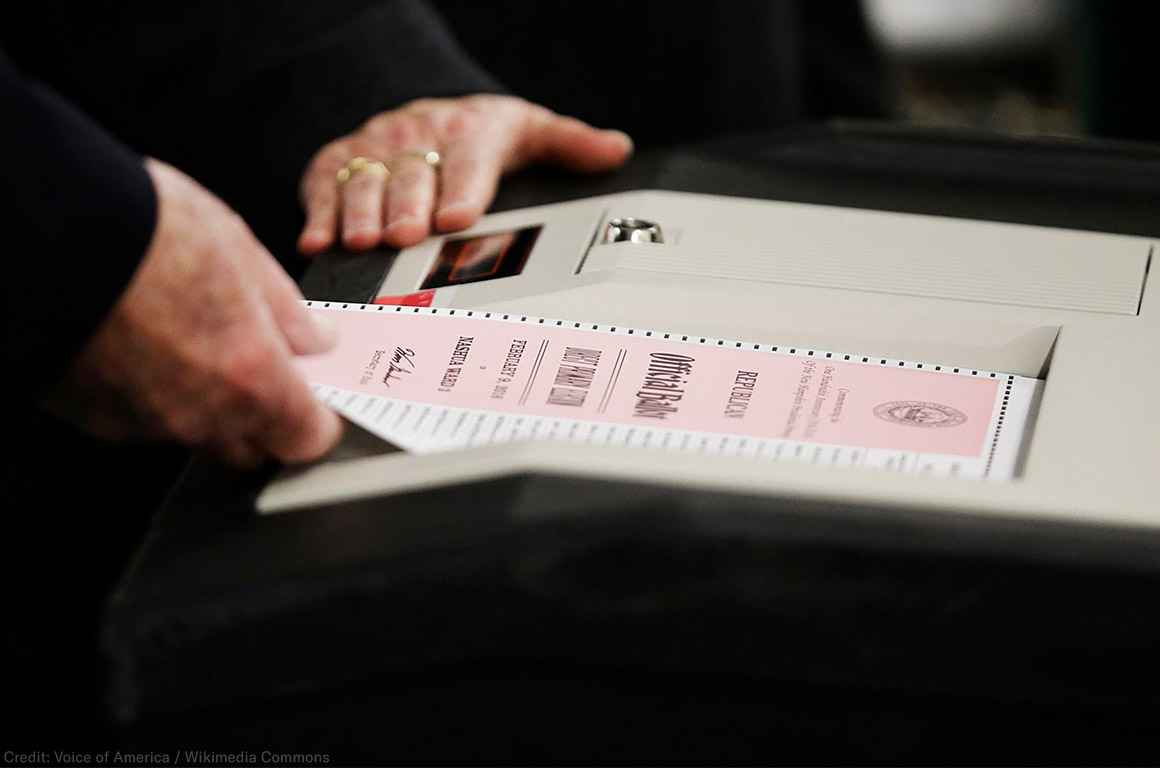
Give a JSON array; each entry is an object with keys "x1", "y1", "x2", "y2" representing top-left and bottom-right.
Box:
[{"x1": 1, "y1": 53, "x2": 157, "y2": 393}]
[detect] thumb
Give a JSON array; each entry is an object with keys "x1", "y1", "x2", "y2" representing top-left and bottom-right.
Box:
[
  {"x1": 517, "y1": 110, "x2": 634, "y2": 173},
  {"x1": 253, "y1": 244, "x2": 338, "y2": 356}
]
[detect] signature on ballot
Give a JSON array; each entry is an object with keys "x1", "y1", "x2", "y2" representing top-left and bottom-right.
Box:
[{"x1": 382, "y1": 346, "x2": 416, "y2": 387}]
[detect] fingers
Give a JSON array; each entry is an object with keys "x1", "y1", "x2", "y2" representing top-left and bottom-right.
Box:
[
  {"x1": 224, "y1": 228, "x2": 342, "y2": 462},
  {"x1": 340, "y1": 164, "x2": 388, "y2": 250},
  {"x1": 383, "y1": 153, "x2": 439, "y2": 247},
  {"x1": 298, "y1": 161, "x2": 341, "y2": 256},
  {"x1": 434, "y1": 104, "x2": 633, "y2": 233},
  {"x1": 435, "y1": 132, "x2": 506, "y2": 232},
  {"x1": 251, "y1": 347, "x2": 344, "y2": 463},
  {"x1": 299, "y1": 148, "x2": 392, "y2": 255},
  {"x1": 245, "y1": 242, "x2": 343, "y2": 462},
  {"x1": 519, "y1": 109, "x2": 634, "y2": 172},
  {"x1": 332, "y1": 154, "x2": 441, "y2": 250},
  {"x1": 213, "y1": 436, "x2": 264, "y2": 470},
  {"x1": 243, "y1": 272, "x2": 343, "y2": 462},
  {"x1": 254, "y1": 247, "x2": 338, "y2": 356},
  {"x1": 216, "y1": 316, "x2": 344, "y2": 465},
  {"x1": 207, "y1": 312, "x2": 342, "y2": 465}
]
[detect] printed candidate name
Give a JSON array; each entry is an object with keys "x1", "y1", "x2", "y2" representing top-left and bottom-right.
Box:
[{"x1": 548, "y1": 346, "x2": 602, "y2": 406}]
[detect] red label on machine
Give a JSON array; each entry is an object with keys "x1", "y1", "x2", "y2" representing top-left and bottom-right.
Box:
[{"x1": 373, "y1": 290, "x2": 435, "y2": 308}]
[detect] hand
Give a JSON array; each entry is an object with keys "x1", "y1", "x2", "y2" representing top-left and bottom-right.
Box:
[
  {"x1": 48, "y1": 159, "x2": 343, "y2": 466},
  {"x1": 297, "y1": 95, "x2": 633, "y2": 254}
]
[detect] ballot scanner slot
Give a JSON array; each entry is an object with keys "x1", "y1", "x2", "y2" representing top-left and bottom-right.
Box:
[
  {"x1": 1137, "y1": 245, "x2": 1154, "y2": 316},
  {"x1": 581, "y1": 240, "x2": 1150, "y2": 316},
  {"x1": 573, "y1": 208, "x2": 610, "y2": 275}
]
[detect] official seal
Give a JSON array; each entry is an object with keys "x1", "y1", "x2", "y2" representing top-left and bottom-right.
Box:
[{"x1": 873, "y1": 401, "x2": 967, "y2": 428}]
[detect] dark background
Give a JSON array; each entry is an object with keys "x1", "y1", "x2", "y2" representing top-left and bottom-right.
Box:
[{"x1": 4, "y1": 1, "x2": 1158, "y2": 763}]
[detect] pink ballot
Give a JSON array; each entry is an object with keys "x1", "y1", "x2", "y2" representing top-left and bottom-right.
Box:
[{"x1": 297, "y1": 303, "x2": 1042, "y2": 480}]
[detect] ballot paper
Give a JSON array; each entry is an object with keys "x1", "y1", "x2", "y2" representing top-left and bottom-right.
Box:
[{"x1": 298, "y1": 303, "x2": 1042, "y2": 480}]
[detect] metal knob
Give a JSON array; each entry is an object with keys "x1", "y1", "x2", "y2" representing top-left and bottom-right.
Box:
[{"x1": 603, "y1": 217, "x2": 664, "y2": 244}]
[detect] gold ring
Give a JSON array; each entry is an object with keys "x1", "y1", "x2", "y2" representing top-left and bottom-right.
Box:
[
  {"x1": 336, "y1": 156, "x2": 389, "y2": 185},
  {"x1": 394, "y1": 150, "x2": 442, "y2": 169}
]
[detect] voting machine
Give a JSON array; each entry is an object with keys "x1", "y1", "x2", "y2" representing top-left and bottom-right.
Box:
[{"x1": 105, "y1": 127, "x2": 1160, "y2": 735}]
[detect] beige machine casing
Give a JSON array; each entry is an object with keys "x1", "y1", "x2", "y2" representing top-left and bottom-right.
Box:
[{"x1": 262, "y1": 191, "x2": 1157, "y2": 534}]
